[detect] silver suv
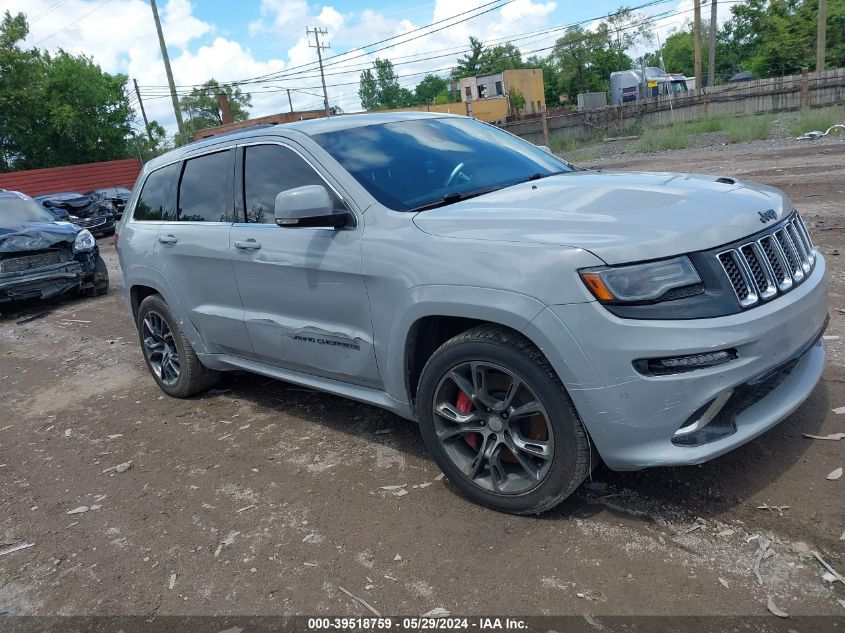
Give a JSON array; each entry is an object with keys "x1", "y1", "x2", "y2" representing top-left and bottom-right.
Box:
[{"x1": 116, "y1": 112, "x2": 828, "y2": 514}]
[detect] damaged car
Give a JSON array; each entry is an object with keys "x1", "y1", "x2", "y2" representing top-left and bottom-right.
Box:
[
  {"x1": 1, "y1": 191, "x2": 108, "y2": 303},
  {"x1": 35, "y1": 191, "x2": 116, "y2": 236},
  {"x1": 84, "y1": 186, "x2": 132, "y2": 220}
]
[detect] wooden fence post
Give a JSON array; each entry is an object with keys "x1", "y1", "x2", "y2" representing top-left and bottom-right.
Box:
[
  {"x1": 800, "y1": 66, "x2": 810, "y2": 108},
  {"x1": 542, "y1": 109, "x2": 550, "y2": 147}
]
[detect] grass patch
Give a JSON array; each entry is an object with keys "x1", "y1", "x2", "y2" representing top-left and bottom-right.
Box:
[
  {"x1": 549, "y1": 135, "x2": 593, "y2": 154},
  {"x1": 684, "y1": 116, "x2": 730, "y2": 134},
  {"x1": 722, "y1": 114, "x2": 774, "y2": 143},
  {"x1": 788, "y1": 106, "x2": 845, "y2": 136},
  {"x1": 562, "y1": 146, "x2": 602, "y2": 163},
  {"x1": 626, "y1": 125, "x2": 691, "y2": 153}
]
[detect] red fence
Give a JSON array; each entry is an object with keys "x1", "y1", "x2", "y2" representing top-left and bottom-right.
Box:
[{"x1": 0, "y1": 158, "x2": 143, "y2": 197}]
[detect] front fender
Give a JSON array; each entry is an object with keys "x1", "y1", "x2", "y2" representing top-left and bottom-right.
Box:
[{"x1": 382, "y1": 285, "x2": 547, "y2": 408}]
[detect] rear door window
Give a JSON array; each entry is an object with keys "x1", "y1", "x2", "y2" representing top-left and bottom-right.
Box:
[
  {"x1": 133, "y1": 162, "x2": 179, "y2": 221},
  {"x1": 177, "y1": 150, "x2": 234, "y2": 222}
]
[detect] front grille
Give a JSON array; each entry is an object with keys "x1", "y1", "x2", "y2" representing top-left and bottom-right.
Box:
[
  {"x1": 72, "y1": 215, "x2": 109, "y2": 229},
  {"x1": 717, "y1": 213, "x2": 815, "y2": 309},
  {"x1": 0, "y1": 250, "x2": 61, "y2": 273}
]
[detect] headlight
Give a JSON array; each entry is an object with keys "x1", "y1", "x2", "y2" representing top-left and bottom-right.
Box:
[
  {"x1": 580, "y1": 256, "x2": 702, "y2": 303},
  {"x1": 73, "y1": 229, "x2": 96, "y2": 253}
]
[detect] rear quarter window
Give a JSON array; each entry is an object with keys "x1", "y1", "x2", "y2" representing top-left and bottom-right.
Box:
[{"x1": 133, "y1": 163, "x2": 180, "y2": 221}]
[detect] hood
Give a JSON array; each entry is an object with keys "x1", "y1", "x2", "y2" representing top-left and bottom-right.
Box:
[
  {"x1": 40, "y1": 195, "x2": 100, "y2": 217},
  {"x1": 0, "y1": 221, "x2": 79, "y2": 253},
  {"x1": 412, "y1": 171, "x2": 789, "y2": 265}
]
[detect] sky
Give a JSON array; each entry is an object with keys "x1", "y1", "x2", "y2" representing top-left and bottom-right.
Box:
[{"x1": 6, "y1": 0, "x2": 730, "y2": 135}]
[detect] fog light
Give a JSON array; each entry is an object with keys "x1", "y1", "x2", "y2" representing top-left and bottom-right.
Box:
[{"x1": 634, "y1": 349, "x2": 737, "y2": 376}]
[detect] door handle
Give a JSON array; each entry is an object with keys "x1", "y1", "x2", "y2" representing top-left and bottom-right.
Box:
[
  {"x1": 234, "y1": 239, "x2": 262, "y2": 250},
  {"x1": 157, "y1": 234, "x2": 178, "y2": 245}
]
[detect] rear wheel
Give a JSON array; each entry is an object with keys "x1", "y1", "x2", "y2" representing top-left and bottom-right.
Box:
[
  {"x1": 136, "y1": 294, "x2": 219, "y2": 397},
  {"x1": 417, "y1": 325, "x2": 592, "y2": 514}
]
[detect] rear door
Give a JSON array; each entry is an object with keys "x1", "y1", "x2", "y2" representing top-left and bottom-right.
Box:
[
  {"x1": 153, "y1": 149, "x2": 253, "y2": 357},
  {"x1": 229, "y1": 141, "x2": 381, "y2": 388}
]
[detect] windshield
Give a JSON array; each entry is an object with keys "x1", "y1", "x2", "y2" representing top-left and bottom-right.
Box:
[
  {"x1": 312, "y1": 117, "x2": 573, "y2": 211},
  {"x1": 0, "y1": 195, "x2": 61, "y2": 224}
]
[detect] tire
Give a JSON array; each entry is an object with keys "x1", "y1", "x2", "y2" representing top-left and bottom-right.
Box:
[
  {"x1": 417, "y1": 325, "x2": 592, "y2": 515},
  {"x1": 136, "y1": 294, "x2": 220, "y2": 397},
  {"x1": 92, "y1": 255, "x2": 109, "y2": 295}
]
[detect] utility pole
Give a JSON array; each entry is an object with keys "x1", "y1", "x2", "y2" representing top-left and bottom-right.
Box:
[
  {"x1": 708, "y1": 0, "x2": 717, "y2": 89},
  {"x1": 150, "y1": 0, "x2": 185, "y2": 142},
  {"x1": 287, "y1": 88, "x2": 294, "y2": 113},
  {"x1": 307, "y1": 26, "x2": 331, "y2": 117},
  {"x1": 693, "y1": 0, "x2": 703, "y2": 94},
  {"x1": 133, "y1": 78, "x2": 153, "y2": 141},
  {"x1": 816, "y1": 0, "x2": 827, "y2": 72}
]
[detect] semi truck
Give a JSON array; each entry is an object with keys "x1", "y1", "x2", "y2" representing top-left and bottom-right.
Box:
[{"x1": 610, "y1": 67, "x2": 689, "y2": 105}]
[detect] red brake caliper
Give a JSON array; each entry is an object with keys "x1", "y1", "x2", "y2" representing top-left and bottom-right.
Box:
[{"x1": 456, "y1": 390, "x2": 480, "y2": 449}]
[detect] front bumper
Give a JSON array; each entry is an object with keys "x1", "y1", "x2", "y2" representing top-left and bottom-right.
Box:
[
  {"x1": 539, "y1": 254, "x2": 828, "y2": 470},
  {"x1": 0, "y1": 252, "x2": 99, "y2": 303}
]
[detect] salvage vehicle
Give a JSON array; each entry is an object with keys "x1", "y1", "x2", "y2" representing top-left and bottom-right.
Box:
[
  {"x1": 36, "y1": 191, "x2": 116, "y2": 236},
  {"x1": 116, "y1": 113, "x2": 828, "y2": 514},
  {"x1": 1, "y1": 191, "x2": 108, "y2": 302},
  {"x1": 84, "y1": 186, "x2": 132, "y2": 220}
]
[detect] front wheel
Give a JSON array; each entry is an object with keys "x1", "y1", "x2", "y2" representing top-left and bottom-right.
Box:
[
  {"x1": 417, "y1": 325, "x2": 592, "y2": 514},
  {"x1": 136, "y1": 294, "x2": 220, "y2": 397}
]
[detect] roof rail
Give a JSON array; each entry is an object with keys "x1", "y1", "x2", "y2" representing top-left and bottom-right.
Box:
[{"x1": 190, "y1": 122, "x2": 277, "y2": 144}]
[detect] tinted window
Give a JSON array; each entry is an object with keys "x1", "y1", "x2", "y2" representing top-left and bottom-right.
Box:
[
  {"x1": 178, "y1": 151, "x2": 232, "y2": 222},
  {"x1": 0, "y1": 194, "x2": 59, "y2": 224},
  {"x1": 312, "y1": 117, "x2": 572, "y2": 212},
  {"x1": 134, "y1": 163, "x2": 179, "y2": 221},
  {"x1": 243, "y1": 145, "x2": 342, "y2": 224}
]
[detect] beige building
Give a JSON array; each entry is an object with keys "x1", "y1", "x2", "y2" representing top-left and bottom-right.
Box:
[{"x1": 459, "y1": 68, "x2": 546, "y2": 116}]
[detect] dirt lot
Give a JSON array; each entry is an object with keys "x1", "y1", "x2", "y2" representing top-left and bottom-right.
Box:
[{"x1": 1, "y1": 137, "x2": 844, "y2": 622}]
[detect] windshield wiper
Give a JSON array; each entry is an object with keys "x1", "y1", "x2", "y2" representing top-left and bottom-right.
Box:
[
  {"x1": 406, "y1": 188, "x2": 501, "y2": 213},
  {"x1": 526, "y1": 170, "x2": 569, "y2": 182}
]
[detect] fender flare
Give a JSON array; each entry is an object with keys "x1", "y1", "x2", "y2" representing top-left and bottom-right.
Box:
[{"x1": 125, "y1": 265, "x2": 210, "y2": 356}]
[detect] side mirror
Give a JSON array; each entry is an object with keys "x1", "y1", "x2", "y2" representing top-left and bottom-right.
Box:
[{"x1": 274, "y1": 185, "x2": 347, "y2": 229}]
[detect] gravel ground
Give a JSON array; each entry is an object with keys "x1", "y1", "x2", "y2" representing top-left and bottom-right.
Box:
[{"x1": 0, "y1": 137, "x2": 844, "y2": 624}]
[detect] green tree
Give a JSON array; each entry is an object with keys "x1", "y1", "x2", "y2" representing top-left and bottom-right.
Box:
[
  {"x1": 604, "y1": 6, "x2": 655, "y2": 71},
  {"x1": 178, "y1": 79, "x2": 251, "y2": 143},
  {"x1": 133, "y1": 120, "x2": 171, "y2": 162},
  {"x1": 452, "y1": 38, "x2": 528, "y2": 80},
  {"x1": 357, "y1": 58, "x2": 415, "y2": 110},
  {"x1": 508, "y1": 88, "x2": 526, "y2": 115},
  {"x1": 479, "y1": 42, "x2": 525, "y2": 73},
  {"x1": 644, "y1": 0, "x2": 845, "y2": 82},
  {"x1": 0, "y1": 11, "x2": 134, "y2": 171},
  {"x1": 414, "y1": 74, "x2": 448, "y2": 105},
  {"x1": 452, "y1": 36, "x2": 485, "y2": 79}
]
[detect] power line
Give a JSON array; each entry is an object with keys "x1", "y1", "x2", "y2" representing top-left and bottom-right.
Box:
[
  {"x1": 139, "y1": 0, "x2": 516, "y2": 93},
  {"x1": 32, "y1": 0, "x2": 116, "y2": 46},
  {"x1": 129, "y1": 0, "x2": 747, "y2": 122},
  {"x1": 29, "y1": 0, "x2": 71, "y2": 24},
  {"x1": 136, "y1": 1, "x2": 690, "y2": 99},
  {"x1": 136, "y1": 0, "x2": 682, "y2": 95}
]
